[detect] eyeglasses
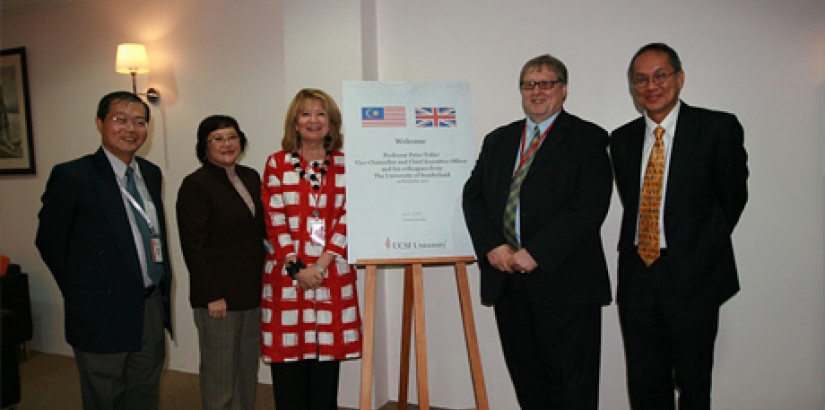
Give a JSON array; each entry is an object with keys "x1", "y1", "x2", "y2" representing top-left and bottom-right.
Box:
[
  {"x1": 520, "y1": 80, "x2": 562, "y2": 91},
  {"x1": 208, "y1": 135, "x2": 240, "y2": 145},
  {"x1": 633, "y1": 70, "x2": 678, "y2": 87},
  {"x1": 110, "y1": 115, "x2": 147, "y2": 129}
]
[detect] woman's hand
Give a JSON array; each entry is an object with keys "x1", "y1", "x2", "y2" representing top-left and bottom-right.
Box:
[
  {"x1": 207, "y1": 298, "x2": 227, "y2": 318},
  {"x1": 294, "y1": 264, "x2": 325, "y2": 290},
  {"x1": 284, "y1": 255, "x2": 298, "y2": 266}
]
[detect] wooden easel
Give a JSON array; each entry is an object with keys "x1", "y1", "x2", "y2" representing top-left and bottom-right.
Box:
[{"x1": 357, "y1": 256, "x2": 488, "y2": 410}]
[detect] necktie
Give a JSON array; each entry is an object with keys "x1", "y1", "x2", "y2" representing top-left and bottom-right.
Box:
[
  {"x1": 502, "y1": 125, "x2": 541, "y2": 248},
  {"x1": 637, "y1": 126, "x2": 666, "y2": 266},
  {"x1": 125, "y1": 167, "x2": 164, "y2": 284}
]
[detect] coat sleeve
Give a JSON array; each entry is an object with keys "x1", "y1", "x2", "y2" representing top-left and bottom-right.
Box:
[
  {"x1": 176, "y1": 175, "x2": 224, "y2": 303},
  {"x1": 462, "y1": 132, "x2": 508, "y2": 260},
  {"x1": 320, "y1": 154, "x2": 348, "y2": 259},
  {"x1": 36, "y1": 164, "x2": 77, "y2": 292},
  {"x1": 261, "y1": 154, "x2": 296, "y2": 262},
  {"x1": 713, "y1": 114, "x2": 748, "y2": 231}
]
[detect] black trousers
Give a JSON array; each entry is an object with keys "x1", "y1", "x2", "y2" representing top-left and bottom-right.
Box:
[
  {"x1": 270, "y1": 360, "x2": 340, "y2": 410},
  {"x1": 493, "y1": 273, "x2": 602, "y2": 410},
  {"x1": 618, "y1": 253, "x2": 720, "y2": 410}
]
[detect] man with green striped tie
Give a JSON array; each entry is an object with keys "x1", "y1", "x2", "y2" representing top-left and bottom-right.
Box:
[{"x1": 462, "y1": 54, "x2": 613, "y2": 410}]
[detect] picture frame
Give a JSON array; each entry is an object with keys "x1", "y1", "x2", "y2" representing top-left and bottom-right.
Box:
[{"x1": 1, "y1": 47, "x2": 36, "y2": 175}]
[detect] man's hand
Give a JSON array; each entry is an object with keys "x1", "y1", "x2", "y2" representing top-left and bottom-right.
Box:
[
  {"x1": 487, "y1": 244, "x2": 516, "y2": 273},
  {"x1": 511, "y1": 249, "x2": 538, "y2": 273},
  {"x1": 207, "y1": 298, "x2": 227, "y2": 318}
]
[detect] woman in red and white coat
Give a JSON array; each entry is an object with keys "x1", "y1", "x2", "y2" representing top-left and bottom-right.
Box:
[{"x1": 261, "y1": 88, "x2": 361, "y2": 409}]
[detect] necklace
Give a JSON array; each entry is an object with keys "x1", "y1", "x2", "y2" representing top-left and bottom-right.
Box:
[{"x1": 290, "y1": 150, "x2": 331, "y2": 190}]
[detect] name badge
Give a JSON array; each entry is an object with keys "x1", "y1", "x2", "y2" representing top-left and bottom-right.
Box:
[
  {"x1": 151, "y1": 236, "x2": 164, "y2": 263},
  {"x1": 308, "y1": 217, "x2": 326, "y2": 247}
]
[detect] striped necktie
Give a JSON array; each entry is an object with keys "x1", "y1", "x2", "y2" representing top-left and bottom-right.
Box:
[
  {"x1": 637, "y1": 126, "x2": 666, "y2": 266},
  {"x1": 502, "y1": 125, "x2": 541, "y2": 249},
  {"x1": 125, "y1": 167, "x2": 164, "y2": 284}
]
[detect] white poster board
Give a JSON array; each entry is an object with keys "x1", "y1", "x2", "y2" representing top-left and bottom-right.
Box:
[{"x1": 343, "y1": 81, "x2": 475, "y2": 263}]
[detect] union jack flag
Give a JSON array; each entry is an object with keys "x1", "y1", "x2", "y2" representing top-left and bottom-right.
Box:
[
  {"x1": 415, "y1": 107, "x2": 457, "y2": 128},
  {"x1": 362, "y1": 106, "x2": 406, "y2": 127}
]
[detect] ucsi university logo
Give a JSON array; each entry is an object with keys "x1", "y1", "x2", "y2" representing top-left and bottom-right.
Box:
[{"x1": 385, "y1": 238, "x2": 413, "y2": 250}]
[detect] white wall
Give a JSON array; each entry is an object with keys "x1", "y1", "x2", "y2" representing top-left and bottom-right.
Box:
[
  {"x1": 371, "y1": 0, "x2": 825, "y2": 409},
  {"x1": 1, "y1": 0, "x2": 823, "y2": 409},
  {"x1": 0, "y1": 0, "x2": 288, "y2": 386}
]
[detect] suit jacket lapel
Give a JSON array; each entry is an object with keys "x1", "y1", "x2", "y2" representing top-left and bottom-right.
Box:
[
  {"x1": 490, "y1": 121, "x2": 523, "y2": 214},
  {"x1": 624, "y1": 118, "x2": 646, "y2": 212},
  {"x1": 93, "y1": 149, "x2": 143, "y2": 280},
  {"x1": 665, "y1": 102, "x2": 697, "y2": 209},
  {"x1": 525, "y1": 110, "x2": 570, "y2": 177}
]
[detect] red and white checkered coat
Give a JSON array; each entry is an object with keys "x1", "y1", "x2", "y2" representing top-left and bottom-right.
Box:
[{"x1": 260, "y1": 150, "x2": 362, "y2": 363}]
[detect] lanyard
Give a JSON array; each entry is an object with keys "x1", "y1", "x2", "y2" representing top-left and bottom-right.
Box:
[
  {"x1": 120, "y1": 185, "x2": 158, "y2": 235},
  {"x1": 514, "y1": 119, "x2": 555, "y2": 174},
  {"x1": 308, "y1": 169, "x2": 329, "y2": 218}
]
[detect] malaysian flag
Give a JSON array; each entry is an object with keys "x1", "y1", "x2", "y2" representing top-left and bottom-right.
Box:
[
  {"x1": 361, "y1": 106, "x2": 406, "y2": 127},
  {"x1": 415, "y1": 107, "x2": 457, "y2": 128}
]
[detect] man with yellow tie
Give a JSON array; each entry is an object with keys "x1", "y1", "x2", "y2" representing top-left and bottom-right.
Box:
[{"x1": 610, "y1": 43, "x2": 749, "y2": 410}]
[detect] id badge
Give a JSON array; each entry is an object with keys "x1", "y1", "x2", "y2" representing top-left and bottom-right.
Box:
[
  {"x1": 308, "y1": 217, "x2": 326, "y2": 246},
  {"x1": 151, "y1": 236, "x2": 164, "y2": 263}
]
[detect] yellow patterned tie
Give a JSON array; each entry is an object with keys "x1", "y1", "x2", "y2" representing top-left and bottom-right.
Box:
[{"x1": 637, "y1": 126, "x2": 665, "y2": 266}]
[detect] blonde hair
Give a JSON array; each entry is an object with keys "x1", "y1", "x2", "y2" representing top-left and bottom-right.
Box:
[{"x1": 281, "y1": 88, "x2": 343, "y2": 151}]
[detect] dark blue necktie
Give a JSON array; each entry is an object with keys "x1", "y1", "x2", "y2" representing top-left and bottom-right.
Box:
[{"x1": 125, "y1": 167, "x2": 164, "y2": 284}]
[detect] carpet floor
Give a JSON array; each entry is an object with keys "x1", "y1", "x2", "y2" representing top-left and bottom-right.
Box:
[
  {"x1": 15, "y1": 351, "x2": 453, "y2": 410},
  {"x1": 17, "y1": 351, "x2": 273, "y2": 409}
]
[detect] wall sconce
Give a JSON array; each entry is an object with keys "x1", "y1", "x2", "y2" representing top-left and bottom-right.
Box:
[{"x1": 115, "y1": 43, "x2": 160, "y2": 104}]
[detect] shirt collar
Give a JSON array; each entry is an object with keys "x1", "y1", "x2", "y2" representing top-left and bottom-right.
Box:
[
  {"x1": 203, "y1": 159, "x2": 236, "y2": 176},
  {"x1": 644, "y1": 101, "x2": 681, "y2": 139},
  {"x1": 526, "y1": 109, "x2": 562, "y2": 136},
  {"x1": 102, "y1": 147, "x2": 137, "y2": 180}
]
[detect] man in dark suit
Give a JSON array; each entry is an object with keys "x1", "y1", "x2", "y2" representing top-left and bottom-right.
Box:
[
  {"x1": 36, "y1": 91, "x2": 172, "y2": 410},
  {"x1": 609, "y1": 43, "x2": 748, "y2": 410},
  {"x1": 462, "y1": 54, "x2": 613, "y2": 410}
]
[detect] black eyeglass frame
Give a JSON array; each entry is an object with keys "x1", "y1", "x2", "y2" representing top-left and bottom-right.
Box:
[{"x1": 519, "y1": 80, "x2": 563, "y2": 91}]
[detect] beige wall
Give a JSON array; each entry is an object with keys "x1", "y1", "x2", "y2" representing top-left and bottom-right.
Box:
[{"x1": 2, "y1": 0, "x2": 824, "y2": 408}]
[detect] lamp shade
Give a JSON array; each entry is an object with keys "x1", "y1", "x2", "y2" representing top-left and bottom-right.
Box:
[{"x1": 115, "y1": 43, "x2": 150, "y2": 74}]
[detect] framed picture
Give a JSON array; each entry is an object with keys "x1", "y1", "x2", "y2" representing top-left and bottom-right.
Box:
[{"x1": 0, "y1": 47, "x2": 35, "y2": 175}]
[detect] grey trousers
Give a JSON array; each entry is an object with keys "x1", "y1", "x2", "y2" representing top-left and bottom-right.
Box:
[
  {"x1": 73, "y1": 290, "x2": 166, "y2": 410},
  {"x1": 193, "y1": 307, "x2": 261, "y2": 410}
]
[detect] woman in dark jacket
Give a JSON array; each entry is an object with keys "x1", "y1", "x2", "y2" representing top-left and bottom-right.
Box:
[{"x1": 177, "y1": 115, "x2": 266, "y2": 410}]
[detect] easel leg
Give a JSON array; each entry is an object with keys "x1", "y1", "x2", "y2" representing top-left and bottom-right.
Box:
[
  {"x1": 455, "y1": 262, "x2": 489, "y2": 410},
  {"x1": 359, "y1": 265, "x2": 377, "y2": 410},
  {"x1": 412, "y1": 263, "x2": 430, "y2": 410},
  {"x1": 398, "y1": 266, "x2": 414, "y2": 410}
]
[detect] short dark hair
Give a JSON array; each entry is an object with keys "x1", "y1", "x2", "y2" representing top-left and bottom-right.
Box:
[
  {"x1": 519, "y1": 54, "x2": 568, "y2": 88},
  {"x1": 196, "y1": 115, "x2": 247, "y2": 164},
  {"x1": 96, "y1": 91, "x2": 150, "y2": 122},
  {"x1": 628, "y1": 42, "x2": 683, "y2": 81}
]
